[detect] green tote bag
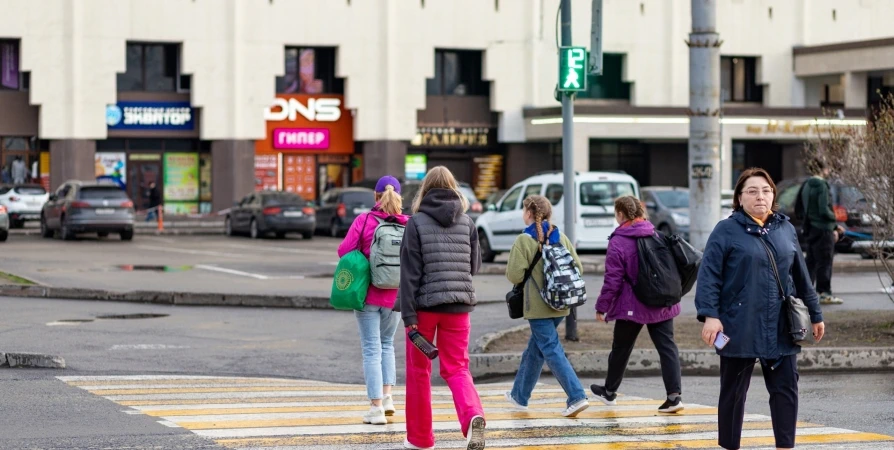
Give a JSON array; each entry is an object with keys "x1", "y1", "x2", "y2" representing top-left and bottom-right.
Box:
[{"x1": 330, "y1": 217, "x2": 371, "y2": 311}]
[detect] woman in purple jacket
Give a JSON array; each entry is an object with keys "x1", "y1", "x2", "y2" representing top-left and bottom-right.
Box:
[{"x1": 590, "y1": 195, "x2": 684, "y2": 414}]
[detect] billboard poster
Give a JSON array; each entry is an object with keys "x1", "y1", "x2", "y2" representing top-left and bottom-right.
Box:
[
  {"x1": 405, "y1": 154, "x2": 427, "y2": 181},
  {"x1": 254, "y1": 154, "x2": 279, "y2": 191},
  {"x1": 106, "y1": 101, "x2": 195, "y2": 131},
  {"x1": 163, "y1": 153, "x2": 199, "y2": 201},
  {"x1": 199, "y1": 153, "x2": 212, "y2": 202},
  {"x1": 94, "y1": 152, "x2": 127, "y2": 189},
  {"x1": 1, "y1": 42, "x2": 18, "y2": 90}
]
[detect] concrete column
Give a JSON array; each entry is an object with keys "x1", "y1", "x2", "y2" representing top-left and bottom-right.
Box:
[
  {"x1": 211, "y1": 140, "x2": 255, "y2": 213},
  {"x1": 844, "y1": 72, "x2": 868, "y2": 110},
  {"x1": 49, "y1": 139, "x2": 95, "y2": 190},
  {"x1": 362, "y1": 140, "x2": 407, "y2": 180},
  {"x1": 573, "y1": 131, "x2": 590, "y2": 173},
  {"x1": 720, "y1": 134, "x2": 733, "y2": 190}
]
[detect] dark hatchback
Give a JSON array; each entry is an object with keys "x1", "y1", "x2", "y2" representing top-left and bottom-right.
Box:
[
  {"x1": 226, "y1": 191, "x2": 316, "y2": 239},
  {"x1": 776, "y1": 177, "x2": 874, "y2": 253},
  {"x1": 315, "y1": 187, "x2": 376, "y2": 237},
  {"x1": 41, "y1": 181, "x2": 135, "y2": 241}
]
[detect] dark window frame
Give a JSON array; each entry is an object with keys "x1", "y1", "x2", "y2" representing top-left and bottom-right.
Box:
[
  {"x1": 118, "y1": 42, "x2": 189, "y2": 92},
  {"x1": 426, "y1": 49, "x2": 490, "y2": 96},
  {"x1": 277, "y1": 46, "x2": 344, "y2": 94},
  {"x1": 0, "y1": 39, "x2": 25, "y2": 91},
  {"x1": 721, "y1": 56, "x2": 763, "y2": 103},
  {"x1": 578, "y1": 53, "x2": 631, "y2": 101}
]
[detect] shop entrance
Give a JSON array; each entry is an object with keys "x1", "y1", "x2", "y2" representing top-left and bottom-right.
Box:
[
  {"x1": 127, "y1": 155, "x2": 163, "y2": 212},
  {"x1": 317, "y1": 155, "x2": 352, "y2": 198}
]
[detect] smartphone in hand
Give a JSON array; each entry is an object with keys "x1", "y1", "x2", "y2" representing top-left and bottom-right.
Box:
[{"x1": 714, "y1": 332, "x2": 731, "y2": 350}]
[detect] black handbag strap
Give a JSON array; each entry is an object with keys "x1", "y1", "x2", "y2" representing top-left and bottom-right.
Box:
[{"x1": 757, "y1": 237, "x2": 786, "y2": 300}]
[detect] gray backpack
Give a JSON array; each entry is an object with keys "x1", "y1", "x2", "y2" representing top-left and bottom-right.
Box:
[{"x1": 369, "y1": 217, "x2": 405, "y2": 289}]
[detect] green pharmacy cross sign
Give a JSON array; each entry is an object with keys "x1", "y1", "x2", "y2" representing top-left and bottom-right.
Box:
[{"x1": 558, "y1": 46, "x2": 588, "y2": 93}]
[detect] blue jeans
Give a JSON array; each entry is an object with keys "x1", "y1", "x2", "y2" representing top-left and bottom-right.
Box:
[
  {"x1": 354, "y1": 304, "x2": 401, "y2": 400},
  {"x1": 510, "y1": 317, "x2": 587, "y2": 408}
]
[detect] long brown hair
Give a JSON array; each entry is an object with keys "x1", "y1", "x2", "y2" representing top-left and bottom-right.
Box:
[
  {"x1": 614, "y1": 195, "x2": 647, "y2": 222},
  {"x1": 523, "y1": 195, "x2": 555, "y2": 245},
  {"x1": 411, "y1": 166, "x2": 469, "y2": 214},
  {"x1": 732, "y1": 167, "x2": 778, "y2": 211}
]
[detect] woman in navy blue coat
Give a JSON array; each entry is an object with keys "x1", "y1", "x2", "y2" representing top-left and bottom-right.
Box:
[{"x1": 695, "y1": 167, "x2": 825, "y2": 450}]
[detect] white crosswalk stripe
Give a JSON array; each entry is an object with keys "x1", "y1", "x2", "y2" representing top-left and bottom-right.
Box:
[{"x1": 58, "y1": 375, "x2": 894, "y2": 449}]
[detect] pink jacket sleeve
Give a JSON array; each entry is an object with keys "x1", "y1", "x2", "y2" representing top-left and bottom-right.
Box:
[{"x1": 337, "y1": 214, "x2": 368, "y2": 257}]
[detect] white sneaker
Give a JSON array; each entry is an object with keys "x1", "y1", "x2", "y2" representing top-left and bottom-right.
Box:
[
  {"x1": 362, "y1": 405, "x2": 386, "y2": 425},
  {"x1": 404, "y1": 438, "x2": 434, "y2": 449},
  {"x1": 504, "y1": 391, "x2": 528, "y2": 411},
  {"x1": 383, "y1": 394, "x2": 396, "y2": 416},
  {"x1": 466, "y1": 415, "x2": 486, "y2": 450},
  {"x1": 562, "y1": 398, "x2": 590, "y2": 418}
]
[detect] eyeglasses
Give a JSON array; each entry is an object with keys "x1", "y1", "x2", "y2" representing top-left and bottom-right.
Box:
[{"x1": 743, "y1": 188, "x2": 774, "y2": 197}]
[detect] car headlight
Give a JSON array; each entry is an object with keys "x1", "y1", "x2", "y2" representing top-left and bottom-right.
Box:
[{"x1": 672, "y1": 213, "x2": 690, "y2": 227}]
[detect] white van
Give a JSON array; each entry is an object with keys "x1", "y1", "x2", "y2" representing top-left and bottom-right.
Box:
[{"x1": 475, "y1": 171, "x2": 640, "y2": 261}]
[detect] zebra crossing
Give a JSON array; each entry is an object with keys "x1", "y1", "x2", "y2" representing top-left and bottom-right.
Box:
[{"x1": 58, "y1": 375, "x2": 894, "y2": 449}]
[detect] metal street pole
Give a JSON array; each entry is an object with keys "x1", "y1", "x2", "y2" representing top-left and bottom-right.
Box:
[
  {"x1": 560, "y1": 0, "x2": 578, "y2": 342},
  {"x1": 687, "y1": 0, "x2": 722, "y2": 250}
]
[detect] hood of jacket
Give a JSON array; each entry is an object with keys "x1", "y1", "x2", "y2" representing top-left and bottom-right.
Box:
[
  {"x1": 610, "y1": 220, "x2": 656, "y2": 239},
  {"x1": 418, "y1": 188, "x2": 465, "y2": 227},
  {"x1": 370, "y1": 205, "x2": 409, "y2": 225}
]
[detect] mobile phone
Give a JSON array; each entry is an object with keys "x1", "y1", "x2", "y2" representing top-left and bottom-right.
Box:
[{"x1": 714, "y1": 332, "x2": 731, "y2": 350}]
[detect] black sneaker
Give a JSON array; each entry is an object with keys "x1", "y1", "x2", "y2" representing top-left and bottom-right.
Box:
[
  {"x1": 658, "y1": 397, "x2": 684, "y2": 413},
  {"x1": 589, "y1": 384, "x2": 617, "y2": 406}
]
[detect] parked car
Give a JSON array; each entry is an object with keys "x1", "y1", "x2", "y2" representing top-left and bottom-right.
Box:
[
  {"x1": 41, "y1": 181, "x2": 135, "y2": 241},
  {"x1": 0, "y1": 184, "x2": 49, "y2": 228},
  {"x1": 476, "y1": 171, "x2": 641, "y2": 261},
  {"x1": 776, "y1": 177, "x2": 873, "y2": 253},
  {"x1": 640, "y1": 187, "x2": 735, "y2": 241},
  {"x1": 482, "y1": 189, "x2": 507, "y2": 212},
  {"x1": 399, "y1": 180, "x2": 484, "y2": 222},
  {"x1": 315, "y1": 187, "x2": 376, "y2": 237},
  {"x1": 226, "y1": 191, "x2": 316, "y2": 239},
  {"x1": 0, "y1": 205, "x2": 8, "y2": 242}
]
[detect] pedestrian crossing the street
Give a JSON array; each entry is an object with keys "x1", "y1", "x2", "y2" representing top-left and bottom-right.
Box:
[{"x1": 58, "y1": 375, "x2": 893, "y2": 449}]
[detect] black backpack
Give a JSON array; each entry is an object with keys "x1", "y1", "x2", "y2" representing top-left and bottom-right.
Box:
[{"x1": 629, "y1": 232, "x2": 702, "y2": 307}]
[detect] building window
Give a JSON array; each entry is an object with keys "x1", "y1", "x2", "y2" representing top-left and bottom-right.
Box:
[
  {"x1": 277, "y1": 47, "x2": 344, "y2": 94},
  {"x1": 0, "y1": 40, "x2": 22, "y2": 91},
  {"x1": 426, "y1": 50, "x2": 489, "y2": 96},
  {"x1": 589, "y1": 141, "x2": 649, "y2": 186},
  {"x1": 118, "y1": 43, "x2": 188, "y2": 92},
  {"x1": 821, "y1": 83, "x2": 845, "y2": 108},
  {"x1": 721, "y1": 56, "x2": 763, "y2": 103},
  {"x1": 578, "y1": 53, "x2": 631, "y2": 100}
]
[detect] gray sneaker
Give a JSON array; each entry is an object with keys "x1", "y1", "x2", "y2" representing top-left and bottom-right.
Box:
[{"x1": 819, "y1": 294, "x2": 844, "y2": 305}]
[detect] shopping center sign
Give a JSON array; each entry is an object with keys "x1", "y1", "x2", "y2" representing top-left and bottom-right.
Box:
[
  {"x1": 259, "y1": 94, "x2": 354, "y2": 154},
  {"x1": 106, "y1": 101, "x2": 195, "y2": 131},
  {"x1": 264, "y1": 97, "x2": 342, "y2": 122}
]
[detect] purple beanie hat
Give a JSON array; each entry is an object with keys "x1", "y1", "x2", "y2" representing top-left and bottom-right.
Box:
[{"x1": 375, "y1": 175, "x2": 401, "y2": 194}]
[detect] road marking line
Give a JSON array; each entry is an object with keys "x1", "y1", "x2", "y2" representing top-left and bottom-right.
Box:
[
  {"x1": 177, "y1": 408, "x2": 720, "y2": 430},
  {"x1": 100, "y1": 388, "x2": 571, "y2": 401},
  {"x1": 157, "y1": 420, "x2": 182, "y2": 428},
  {"x1": 77, "y1": 383, "x2": 337, "y2": 390},
  {"x1": 87, "y1": 384, "x2": 529, "y2": 395},
  {"x1": 195, "y1": 265, "x2": 272, "y2": 280},
  {"x1": 193, "y1": 414, "x2": 773, "y2": 439},
  {"x1": 140, "y1": 402, "x2": 666, "y2": 416}
]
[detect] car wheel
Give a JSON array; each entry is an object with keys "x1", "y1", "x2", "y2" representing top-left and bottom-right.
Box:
[
  {"x1": 60, "y1": 216, "x2": 74, "y2": 241},
  {"x1": 40, "y1": 216, "x2": 53, "y2": 239},
  {"x1": 658, "y1": 224, "x2": 673, "y2": 236},
  {"x1": 97, "y1": 232, "x2": 109, "y2": 238},
  {"x1": 225, "y1": 216, "x2": 234, "y2": 237},
  {"x1": 250, "y1": 219, "x2": 260, "y2": 239},
  {"x1": 330, "y1": 220, "x2": 340, "y2": 238},
  {"x1": 301, "y1": 231, "x2": 313, "y2": 240},
  {"x1": 0, "y1": 230, "x2": 7, "y2": 242},
  {"x1": 479, "y1": 229, "x2": 497, "y2": 263},
  {"x1": 120, "y1": 229, "x2": 134, "y2": 241}
]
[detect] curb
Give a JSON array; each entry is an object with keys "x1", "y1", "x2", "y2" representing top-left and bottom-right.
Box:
[
  {"x1": 0, "y1": 284, "x2": 507, "y2": 309},
  {"x1": 471, "y1": 324, "x2": 529, "y2": 353},
  {"x1": 478, "y1": 263, "x2": 602, "y2": 276},
  {"x1": 1, "y1": 352, "x2": 66, "y2": 369},
  {"x1": 470, "y1": 347, "x2": 894, "y2": 379}
]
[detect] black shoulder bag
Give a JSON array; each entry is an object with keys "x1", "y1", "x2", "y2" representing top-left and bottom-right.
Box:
[
  {"x1": 506, "y1": 244, "x2": 543, "y2": 319},
  {"x1": 757, "y1": 238, "x2": 814, "y2": 345}
]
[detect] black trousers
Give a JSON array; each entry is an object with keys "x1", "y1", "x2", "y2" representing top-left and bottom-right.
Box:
[
  {"x1": 719, "y1": 355, "x2": 799, "y2": 449},
  {"x1": 805, "y1": 226, "x2": 835, "y2": 295},
  {"x1": 605, "y1": 319, "x2": 681, "y2": 395}
]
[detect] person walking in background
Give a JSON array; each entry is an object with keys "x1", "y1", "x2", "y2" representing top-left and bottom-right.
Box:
[
  {"x1": 11, "y1": 156, "x2": 26, "y2": 185},
  {"x1": 799, "y1": 158, "x2": 845, "y2": 305},
  {"x1": 337, "y1": 176, "x2": 409, "y2": 425},
  {"x1": 1, "y1": 165, "x2": 10, "y2": 184},
  {"x1": 504, "y1": 195, "x2": 590, "y2": 418},
  {"x1": 145, "y1": 182, "x2": 162, "y2": 222},
  {"x1": 697, "y1": 167, "x2": 825, "y2": 450},
  {"x1": 399, "y1": 166, "x2": 485, "y2": 450},
  {"x1": 589, "y1": 196, "x2": 684, "y2": 414}
]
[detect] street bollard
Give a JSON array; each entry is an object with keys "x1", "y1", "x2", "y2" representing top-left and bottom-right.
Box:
[{"x1": 158, "y1": 206, "x2": 164, "y2": 233}]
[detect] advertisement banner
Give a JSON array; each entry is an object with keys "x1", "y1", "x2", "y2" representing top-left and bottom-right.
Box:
[
  {"x1": 405, "y1": 155, "x2": 427, "y2": 181},
  {"x1": 258, "y1": 94, "x2": 353, "y2": 154},
  {"x1": 39, "y1": 152, "x2": 50, "y2": 192},
  {"x1": 254, "y1": 154, "x2": 279, "y2": 192},
  {"x1": 163, "y1": 153, "x2": 199, "y2": 201},
  {"x1": 273, "y1": 128, "x2": 330, "y2": 150},
  {"x1": 106, "y1": 101, "x2": 195, "y2": 131},
  {"x1": 282, "y1": 154, "x2": 316, "y2": 200},
  {"x1": 95, "y1": 153, "x2": 127, "y2": 189},
  {"x1": 1, "y1": 42, "x2": 18, "y2": 90},
  {"x1": 164, "y1": 202, "x2": 199, "y2": 215},
  {"x1": 199, "y1": 153, "x2": 212, "y2": 202}
]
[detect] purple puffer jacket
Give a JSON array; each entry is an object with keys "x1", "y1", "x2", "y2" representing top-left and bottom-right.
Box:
[{"x1": 595, "y1": 220, "x2": 681, "y2": 325}]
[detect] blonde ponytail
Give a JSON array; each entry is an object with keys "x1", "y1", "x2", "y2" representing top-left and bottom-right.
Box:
[{"x1": 378, "y1": 184, "x2": 403, "y2": 215}]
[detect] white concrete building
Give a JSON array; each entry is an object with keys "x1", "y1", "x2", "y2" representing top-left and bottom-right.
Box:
[{"x1": 0, "y1": 0, "x2": 887, "y2": 212}]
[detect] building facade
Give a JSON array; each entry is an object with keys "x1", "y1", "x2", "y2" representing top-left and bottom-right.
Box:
[{"x1": 0, "y1": 0, "x2": 889, "y2": 211}]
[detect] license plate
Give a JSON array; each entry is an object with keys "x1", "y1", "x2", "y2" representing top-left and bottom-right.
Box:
[
  {"x1": 22, "y1": 214, "x2": 39, "y2": 220},
  {"x1": 283, "y1": 211, "x2": 304, "y2": 217},
  {"x1": 353, "y1": 208, "x2": 370, "y2": 215},
  {"x1": 584, "y1": 218, "x2": 614, "y2": 227},
  {"x1": 95, "y1": 208, "x2": 115, "y2": 215}
]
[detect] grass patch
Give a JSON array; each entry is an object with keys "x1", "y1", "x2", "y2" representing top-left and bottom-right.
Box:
[{"x1": 0, "y1": 271, "x2": 35, "y2": 286}]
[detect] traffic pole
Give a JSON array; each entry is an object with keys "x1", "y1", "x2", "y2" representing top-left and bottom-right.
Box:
[
  {"x1": 560, "y1": 0, "x2": 578, "y2": 342},
  {"x1": 687, "y1": 0, "x2": 722, "y2": 249}
]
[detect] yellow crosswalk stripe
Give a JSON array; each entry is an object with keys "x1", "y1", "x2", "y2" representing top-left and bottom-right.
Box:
[{"x1": 58, "y1": 375, "x2": 894, "y2": 449}]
